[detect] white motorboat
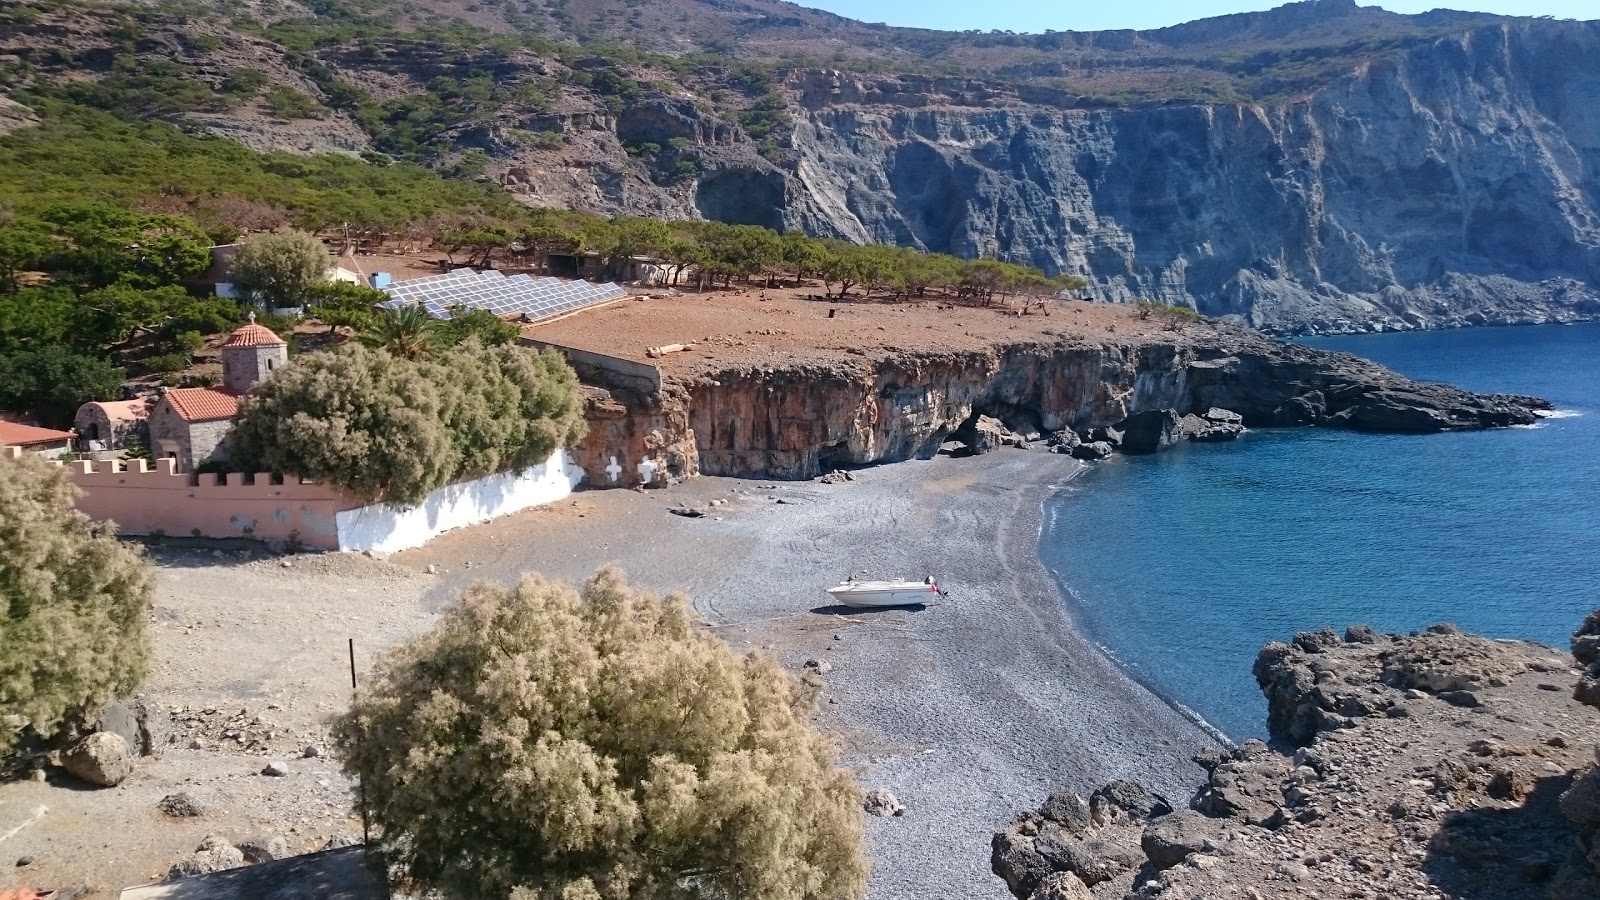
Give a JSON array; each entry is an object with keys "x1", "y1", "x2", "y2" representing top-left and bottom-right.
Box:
[{"x1": 825, "y1": 577, "x2": 945, "y2": 608}]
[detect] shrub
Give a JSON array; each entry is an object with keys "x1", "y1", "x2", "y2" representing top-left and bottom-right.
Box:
[
  {"x1": 0, "y1": 453, "x2": 152, "y2": 757},
  {"x1": 0, "y1": 347, "x2": 123, "y2": 429},
  {"x1": 228, "y1": 341, "x2": 584, "y2": 504},
  {"x1": 143, "y1": 352, "x2": 190, "y2": 374},
  {"x1": 228, "y1": 231, "x2": 328, "y2": 309},
  {"x1": 262, "y1": 86, "x2": 325, "y2": 119},
  {"x1": 332, "y1": 567, "x2": 867, "y2": 900}
]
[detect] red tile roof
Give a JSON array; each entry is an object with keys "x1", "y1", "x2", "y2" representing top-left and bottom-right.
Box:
[
  {"x1": 163, "y1": 388, "x2": 239, "y2": 423},
  {"x1": 0, "y1": 421, "x2": 74, "y2": 446},
  {"x1": 223, "y1": 322, "x2": 287, "y2": 348}
]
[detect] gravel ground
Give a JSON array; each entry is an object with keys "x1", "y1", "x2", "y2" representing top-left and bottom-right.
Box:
[
  {"x1": 0, "y1": 451, "x2": 1213, "y2": 898},
  {"x1": 403, "y1": 450, "x2": 1217, "y2": 899}
]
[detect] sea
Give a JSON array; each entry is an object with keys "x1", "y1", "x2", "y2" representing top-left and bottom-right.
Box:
[{"x1": 1039, "y1": 322, "x2": 1600, "y2": 741}]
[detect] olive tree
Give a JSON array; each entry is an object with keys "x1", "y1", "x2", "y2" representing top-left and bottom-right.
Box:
[
  {"x1": 333, "y1": 568, "x2": 867, "y2": 900},
  {"x1": 0, "y1": 452, "x2": 151, "y2": 756},
  {"x1": 228, "y1": 230, "x2": 329, "y2": 308}
]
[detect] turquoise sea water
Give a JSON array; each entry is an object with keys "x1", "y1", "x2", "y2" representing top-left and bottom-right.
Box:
[{"x1": 1040, "y1": 323, "x2": 1600, "y2": 741}]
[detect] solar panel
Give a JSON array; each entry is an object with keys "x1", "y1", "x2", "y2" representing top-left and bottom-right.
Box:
[{"x1": 378, "y1": 269, "x2": 627, "y2": 324}]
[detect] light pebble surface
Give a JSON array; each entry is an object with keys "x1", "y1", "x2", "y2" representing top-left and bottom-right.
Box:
[{"x1": 406, "y1": 450, "x2": 1217, "y2": 899}]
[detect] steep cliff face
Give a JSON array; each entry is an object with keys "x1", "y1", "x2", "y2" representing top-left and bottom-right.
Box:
[
  {"x1": 781, "y1": 22, "x2": 1600, "y2": 334},
  {"x1": 653, "y1": 329, "x2": 1545, "y2": 481}
]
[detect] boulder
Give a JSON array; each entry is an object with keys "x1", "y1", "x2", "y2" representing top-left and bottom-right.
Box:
[
  {"x1": 63, "y1": 732, "x2": 134, "y2": 788},
  {"x1": 1142, "y1": 809, "x2": 1222, "y2": 869},
  {"x1": 94, "y1": 700, "x2": 140, "y2": 757},
  {"x1": 158, "y1": 792, "x2": 204, "y2": 818},
  {"x1": 1038, "y1": 790, "x2": 1091, "y2": 834},
  {"x1": 237, "y1": 833, "x2": 289, "y2": 864},
  {"x1": 1089, "y1": 780, "x2": 1172, "y2": 826},
  {"x1": 1561, "y1": 768, "x2": 1600, "y2": 828},
  {"x1": 165, "y1": 835, "x2": 244, "y2": 881},
  {"x1": 1027, "y1": 871, "x2": 1093, "y2": 900},
  {"x1": 1088, "y1": 426, "x2": 1123, "y2": 447},
  {"x1": 1117, "y1": 409, "x2": 1182, "y2": 454},
  {"x1": 1203, "y1": 407, "x2": 1244, "y2": 425},
  {"x1": 1070, "y1": 441, "x2": 1113, "y2": 461},
  {"x1": 1573, "y1": 610, "x2": 1600, "y2": 665},
  {"x1": 1046, "y1": 430, "x2": 1082, "y2": 451},
  {"x1": 955, "y1": 415, "x2": 1019, "y2": 455},
  {"x1": 128, "y1": 695, "x2": 170, "y2": 759},
  {"x1": 1035, "y1": 827, "x2": 1144, "y2": 886},
  {"x1": 863, "y1": 788, "x2": 905, "y2": 817},
  {"x1": 1345, "y1": 623, "x2": 1380, "y2": 643},
  {"x1": 992, "y1": 824, "x2": 1051, "y2": 898}
]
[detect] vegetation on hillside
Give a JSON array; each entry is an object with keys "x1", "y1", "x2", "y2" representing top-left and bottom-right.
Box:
[
  {"x1": 0, "y1": 451, "x2": 151, "y2": 758},
  {"x1": 332, "y1": 566, "x2": 868, "y2": 900},
  {"x1": 228, "y1": 341, "x2": 586, "y2": 505}
]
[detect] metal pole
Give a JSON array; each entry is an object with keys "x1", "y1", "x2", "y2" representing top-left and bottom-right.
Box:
[{"x1": 350, "y1": 638, "x2": 370, "y2": 845}]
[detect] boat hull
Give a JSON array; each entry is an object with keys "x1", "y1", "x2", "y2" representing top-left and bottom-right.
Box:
[{"x1": 824, "y1": 582, "x2": 941, "y2": 608}]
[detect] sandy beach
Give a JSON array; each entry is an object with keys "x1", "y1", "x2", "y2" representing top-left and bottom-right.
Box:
[{"x1": 405, "y1": 450, "x2": 1217, "y2": 898}]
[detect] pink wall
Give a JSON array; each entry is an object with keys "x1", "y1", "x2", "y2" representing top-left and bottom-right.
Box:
[{"x1": 63, "y1": 456, "x2": 352, "y2": 549}]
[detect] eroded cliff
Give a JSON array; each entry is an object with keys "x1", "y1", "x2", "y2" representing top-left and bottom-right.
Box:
[
  {"x1": 565, "y1": 316, "x2": 1548, "y2": 485},
  {"x1": 779, "y1": 20, "x2": 1600, "y2": 334}
]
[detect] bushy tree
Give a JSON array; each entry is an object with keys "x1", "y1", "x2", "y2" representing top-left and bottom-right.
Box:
[
  {"x1": 230, "y1": 342, "x2": 585, "y2": 504},
  {"x1": 228, "y1": 344, "x2": 457, "y2": 504},
  {"x1": 332, "y1": 568, "x2": 867, "y2": 900},
  {"x1": 0, "y1": 347, "x2": 124, "y2": 428},
  {"x1": 228, "y1": 230, "x2": 329, "y2": 308},
  {"x1": 434, "y1": 306, "x2": 520, "y2": 348},
  {"x1": 38, "y1": 204, "x2": 211, "y2": 290},
  {"x1": 0, "y1": 453, "x2": 152, "y2": 757}
]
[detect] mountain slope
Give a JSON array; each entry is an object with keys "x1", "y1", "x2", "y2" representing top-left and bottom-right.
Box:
[{"x1": 2, "y1": 0, "x2": 1599, "y2": 332}]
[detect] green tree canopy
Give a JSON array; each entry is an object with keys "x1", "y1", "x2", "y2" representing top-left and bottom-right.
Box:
[
  {"x1": 227, "y1": 231, "x2": 329, "y2": 308},
  {"x1": 0, "y1": 347, "x2": 124, "y2": 429},
  {"x1": 229, "y1": 341, "x2": 585, "y2": 505},
  {"x1": 0, "y1": 452, "x2": 152, "y2": 757},
  {"x1": 332, "y1": 567, "x2": 867, "y2": 900},
  {"x1": 38, "y1": 204, "x2": 212, "y2": 290}
]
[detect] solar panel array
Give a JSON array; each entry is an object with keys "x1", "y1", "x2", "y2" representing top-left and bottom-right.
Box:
[{"x1": 379, "y1": 269, "x2": 627, "y2": 323}]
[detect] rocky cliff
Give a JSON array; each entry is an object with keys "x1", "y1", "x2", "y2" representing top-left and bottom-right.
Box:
[
  {"x1": 992, "y1": 614, "x2": 1600, "y2": 900},
  {"x1": 573, "y1": 323, "x2": 1547, "y2": 484},
  {"x1": 776, "y1": 20, "x2": 1600, "y2": 334}
]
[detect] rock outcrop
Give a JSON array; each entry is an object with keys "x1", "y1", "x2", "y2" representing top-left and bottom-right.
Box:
[
  {"x1": 994, "y1": 612, "x2": 1600, "y2": 899},
  {"x1": 610, "y1": 325, "x2": 1550, "y2": 481},
  {"x1": 781, "y1": 20, "x2": 1600, "y2": 335}
]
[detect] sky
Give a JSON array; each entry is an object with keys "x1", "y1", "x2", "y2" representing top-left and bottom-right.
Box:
[{"x1": 798, "y1": 1, "x2": 1596, "y2": 33}]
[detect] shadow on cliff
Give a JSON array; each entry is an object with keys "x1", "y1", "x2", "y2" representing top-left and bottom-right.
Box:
[{"x1": 1420, "y1": 772, "x2": 1586, "y2": 899}]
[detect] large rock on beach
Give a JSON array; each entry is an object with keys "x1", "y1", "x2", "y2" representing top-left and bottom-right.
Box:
[
  {"x1": 1117, "y1": 409, "x2": 1182, "y2": 454},
  {"x1": 63, "y1": 732, "x2": 134, "y2": 787},
  {"x1": 1141, "y1": 809, "x2": 1222, "y2": 869}
]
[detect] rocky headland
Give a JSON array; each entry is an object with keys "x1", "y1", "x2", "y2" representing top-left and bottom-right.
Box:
[
  {"x1": 552, "y1": 299, "x2": 1553, "y2": 485},
  {"x1": 991, "y1": 613, "x2": 1600, "y2": 900}
]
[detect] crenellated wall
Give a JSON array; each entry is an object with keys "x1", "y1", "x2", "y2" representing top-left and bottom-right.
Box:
[
  {"x1": 23, "y1": 448, "x2": 588, "y2": 552},
  {"x1": 62, "y1": 455, "x2": 348, "y2": 548}
]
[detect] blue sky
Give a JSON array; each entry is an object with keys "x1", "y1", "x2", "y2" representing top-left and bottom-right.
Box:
[{"x1": 799, "y1": 1, "x2": 1596, "y2": 33}]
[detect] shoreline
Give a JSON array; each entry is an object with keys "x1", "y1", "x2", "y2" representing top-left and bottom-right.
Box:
[{"x1": 402, "y1": 450, "x2": 1219, "y2": 898}]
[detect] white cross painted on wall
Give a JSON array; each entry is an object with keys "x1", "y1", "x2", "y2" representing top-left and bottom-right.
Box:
[
  {"x1": 637, "y1": 457, "x2": 657, "y2": 485},
  {"x1": 605, "y1": 456, "x2": 623, "y2": 483}
]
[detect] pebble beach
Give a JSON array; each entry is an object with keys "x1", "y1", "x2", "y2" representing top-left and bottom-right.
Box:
[{"x1": 407, "y1": 450, "x2": 1217, "y2": 898}]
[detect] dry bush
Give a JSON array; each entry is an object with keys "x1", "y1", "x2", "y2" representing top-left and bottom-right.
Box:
[
  {"x1": 333, "y1": 568, "x2": 867, "y2": 900},
  {"x1": 0, "y1": 453, "x2": 151, "y2": 757}
]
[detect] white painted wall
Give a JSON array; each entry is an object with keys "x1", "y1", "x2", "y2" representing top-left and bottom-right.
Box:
[{"x1": 334, "y1": 448, "x2": 586, "y2": 553}]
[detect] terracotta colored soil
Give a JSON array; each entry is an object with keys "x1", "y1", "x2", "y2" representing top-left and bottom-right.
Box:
[{"x1": 524, "y1": 284, "x2": 1184, "y2": 378}]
